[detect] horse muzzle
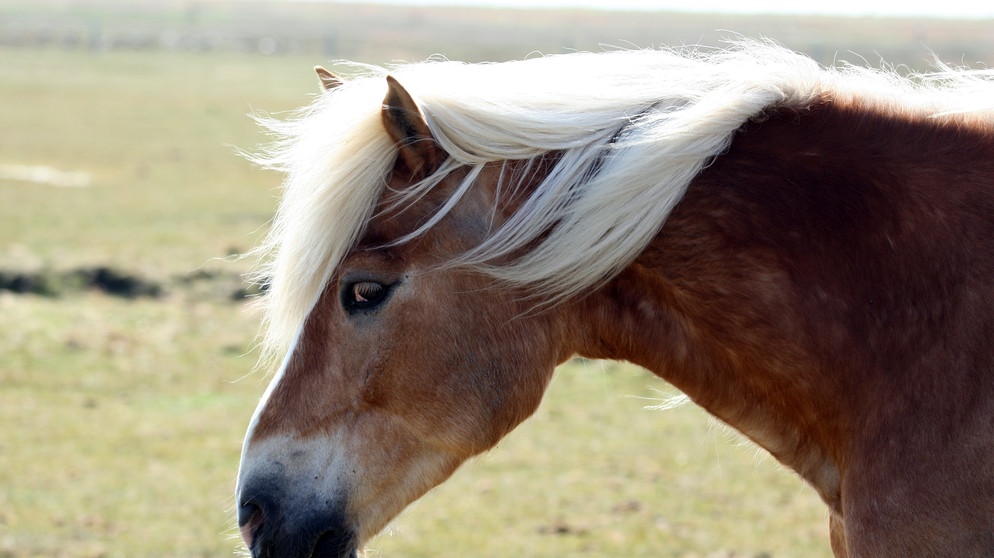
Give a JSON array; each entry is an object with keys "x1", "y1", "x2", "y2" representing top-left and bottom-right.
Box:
[{"x1": 237, "y1": 474, "x2": 358, "y2": 558}]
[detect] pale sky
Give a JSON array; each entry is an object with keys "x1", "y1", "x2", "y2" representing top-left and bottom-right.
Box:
[{"x1": 337, "y1": 0, "x2": 994, "y2": 19}]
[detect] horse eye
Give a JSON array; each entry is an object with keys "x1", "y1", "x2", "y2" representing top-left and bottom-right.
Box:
[{"x1": 342, "y1": 281, "x2": 389, "y2": 313}]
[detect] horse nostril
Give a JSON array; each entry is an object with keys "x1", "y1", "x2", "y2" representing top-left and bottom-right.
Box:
[{"x1": 238, "y1": 500, "x2": 265, "y2": 549}]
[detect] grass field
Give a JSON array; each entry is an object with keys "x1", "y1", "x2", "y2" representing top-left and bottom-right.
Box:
[
  {"x1": 0, "y1": 47, "x2": 301, "y2": 557},
  {"x1": 5, "y1": 4, "x2": 992, "y2": 556}
]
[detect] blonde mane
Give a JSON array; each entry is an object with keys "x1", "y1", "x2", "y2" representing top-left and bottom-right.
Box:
[{"x1": 249, "y1": 42, "x2": 994, "y2": 363}]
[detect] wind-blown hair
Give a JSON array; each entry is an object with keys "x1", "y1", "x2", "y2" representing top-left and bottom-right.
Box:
[{"x1": 249, "y1": 41, "x2": 994, "y2": 363}]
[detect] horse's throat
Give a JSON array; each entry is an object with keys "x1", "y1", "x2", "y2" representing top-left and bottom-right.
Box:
[{"x1": 580, "y1": 263, "x2": 844, "y2": 513}]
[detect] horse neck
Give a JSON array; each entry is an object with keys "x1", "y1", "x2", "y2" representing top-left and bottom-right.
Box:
[{"x1": 574, "y1": 99, "x2": 994, "y2": 511}]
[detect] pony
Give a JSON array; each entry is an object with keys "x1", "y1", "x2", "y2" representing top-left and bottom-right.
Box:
[{"x1": 236, "y1": 42, "x2": 994, "y2": 558}]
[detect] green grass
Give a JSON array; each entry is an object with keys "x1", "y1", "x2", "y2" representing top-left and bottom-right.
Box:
[
  {"x1": 0, "y1": 47, "x2": 317, "y2": 276},
  {"x1": 0, "y1": 293, "x2": 263, "y2": 557},
  {"x1": 0, "y1": 45, "x2": 299, "y2": 557}
]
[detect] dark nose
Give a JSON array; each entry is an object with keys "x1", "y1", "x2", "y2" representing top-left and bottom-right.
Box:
[{"x1": 237, "y1": 479, "x2": 357, "y2": 558}]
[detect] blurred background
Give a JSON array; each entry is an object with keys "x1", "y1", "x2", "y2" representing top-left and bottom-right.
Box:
[{"x1": 1, "y1": 1, "x2": 991, "y2": 557}]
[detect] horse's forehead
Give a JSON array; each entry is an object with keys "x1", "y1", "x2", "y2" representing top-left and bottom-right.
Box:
[{"x1": 354, "y1": 164, "x2": 504, "y2": 252}]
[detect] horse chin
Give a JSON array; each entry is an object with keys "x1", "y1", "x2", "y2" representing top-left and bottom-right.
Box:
[
  {"x1": 313, "y1": 531, "x2": 359, "y2": 558},
  {"x1": 242, "y1": 529, "x2": 359, "y2": 558}
]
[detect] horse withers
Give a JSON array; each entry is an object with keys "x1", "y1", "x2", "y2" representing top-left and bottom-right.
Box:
[{"x1": 236, "y1": 44, "x2": 994, "y2": 557}]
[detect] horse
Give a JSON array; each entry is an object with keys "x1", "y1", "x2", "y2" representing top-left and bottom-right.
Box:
[{"x1": 235, "y1": 42, "x2": 994, "y2": 558}]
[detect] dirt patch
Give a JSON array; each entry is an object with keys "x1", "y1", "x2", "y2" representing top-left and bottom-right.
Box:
[
  {"x1": 0, "y1": 266, "x2": 163, "y2": 298},
  {"x1": 0, "y1": 265, "x2": 270, "y2": 301},
  {"x1": 0, "y1": 265, "x2": 269, "y2": 301},
  {"x1": 70, "y1": 266, "x2": 164, "y2": 298}
]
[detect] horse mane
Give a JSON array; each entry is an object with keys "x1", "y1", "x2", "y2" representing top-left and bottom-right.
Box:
[{"x1": 248, "y1": 41, "x2": 994, "y2": 364}]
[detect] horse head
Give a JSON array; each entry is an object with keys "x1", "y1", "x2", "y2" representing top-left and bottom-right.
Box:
[{"x1": 236, "y1": 73, "x2": 581, "y2": 558}]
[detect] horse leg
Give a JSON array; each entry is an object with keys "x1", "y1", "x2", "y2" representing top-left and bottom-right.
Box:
[{"x1": 829, "y1": 514, "x2": 849, "y2": 558}]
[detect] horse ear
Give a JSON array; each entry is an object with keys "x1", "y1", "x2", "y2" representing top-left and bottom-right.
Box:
[
  {"x1": 382, "y1": 75, "x2": 443, "y2": 179},
  {"x1": 314, "y1": 66, "x2": 342, "y2": 91}
]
